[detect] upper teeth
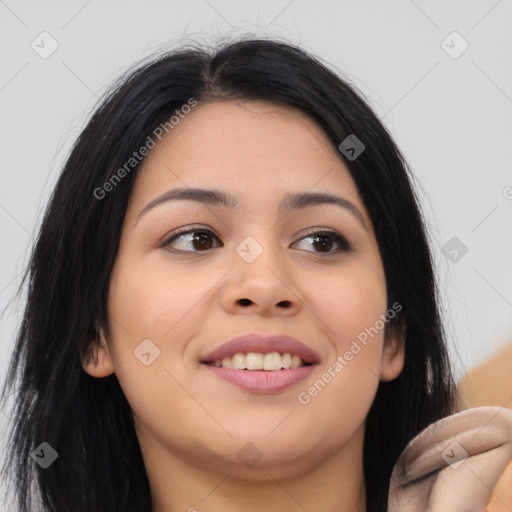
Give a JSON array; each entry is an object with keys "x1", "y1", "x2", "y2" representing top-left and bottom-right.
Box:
[{"x1": 212, "y1": 352, "x2": 305, "y2": 370}]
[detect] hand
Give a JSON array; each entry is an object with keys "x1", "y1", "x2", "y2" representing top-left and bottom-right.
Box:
[{"x1": 388, "y1": 407, "x2": 512, "y2": 512}]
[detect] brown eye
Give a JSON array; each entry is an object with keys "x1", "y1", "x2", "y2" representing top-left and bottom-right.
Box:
[
  {"x1": 162, "y1": 227, "x2": 222, "y2": 253},
  {"x1": 294, "y1": 229, "x2": 351, "y2": 254}
]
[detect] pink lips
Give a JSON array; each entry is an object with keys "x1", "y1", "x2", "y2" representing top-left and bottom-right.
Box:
[
  {"x1": 204, "y1": 365, "x2": 316, "y2": 394},
  {"x1": 200, "y1": 333, "x2": 320, "y2": 394}
]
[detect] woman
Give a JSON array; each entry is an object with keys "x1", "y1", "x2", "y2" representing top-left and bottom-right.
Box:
[{"x1": 1, "y1": 37, "x2": 509, "y2": 512}]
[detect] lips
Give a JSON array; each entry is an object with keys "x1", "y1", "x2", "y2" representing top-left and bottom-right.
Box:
[
  {"x1": 200, "y1": 333, "x2": 320, "y2": 394},
  {"x1": 200, "y1": 333, "x2": 321, "y2": 365}
]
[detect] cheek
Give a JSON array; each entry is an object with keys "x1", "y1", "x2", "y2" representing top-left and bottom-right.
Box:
[
  {"x1": 104, "y1": 255, "x2": 213, "y2": 397},
  {"x1": 296, "y1": 284, "x2": 387, "y2": 444},
  {"x1": 107, "y1": 255, "x2": 208, "y2": 345},
  {"x1": 109, "y1": 257, "x2": 173, "y2": 324},
  {"x1": 103, "y1": 259, "x2": 209, "y2": 447},
  {"x1": 298, "y1": 260, "x2": 387, "y2": 403},
  {"x1": 310, "y1": 258, "x2": 388, "y2": 348}
]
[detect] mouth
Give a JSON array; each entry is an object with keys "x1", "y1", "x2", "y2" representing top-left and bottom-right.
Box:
[{"x1": 199, "y1": 334, "x2": 320, "y2": 393}]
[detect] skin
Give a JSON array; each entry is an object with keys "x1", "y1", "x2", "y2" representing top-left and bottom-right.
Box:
[{"x1": 82, "y1": 100, "x2": 405, "y2": 512}]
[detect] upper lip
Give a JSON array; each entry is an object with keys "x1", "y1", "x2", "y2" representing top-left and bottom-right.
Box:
[{"x1": 200, "y1": 333, "x2": 321, "y2": 365}]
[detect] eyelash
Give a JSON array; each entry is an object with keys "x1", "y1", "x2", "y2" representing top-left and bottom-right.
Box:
[{"x1": 161, "y1": 224, "x2": 351, "y2": 255}]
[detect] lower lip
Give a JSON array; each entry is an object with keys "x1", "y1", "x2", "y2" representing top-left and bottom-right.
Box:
[{"x1": 203, "y1": 364, "x2": 316, "y2": 393}]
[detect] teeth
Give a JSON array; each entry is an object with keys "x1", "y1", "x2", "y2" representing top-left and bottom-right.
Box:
[
  {"x1": 263, "y1": 352, "x2": 282, "y2": 371},
  {"x1": 232, "y1": 353, "x2": 246, "y2": 370},
  {"x1": 221, "y1": 356, "x2": 232, "y2": 368},
  {"x1": 211, "y1": 351, "x2": 306, "y2": 370},
  {"x1": 246, "y1": 352, "x2": 263, "y2": 370}
]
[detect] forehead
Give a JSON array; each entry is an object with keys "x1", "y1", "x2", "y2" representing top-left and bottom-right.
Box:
[
  {"x1": 143, "y1": 100, "x2": 339, "y2": 171},
  {"x1": 128, "y1": 100, "x2": 368, "y2": 222}
]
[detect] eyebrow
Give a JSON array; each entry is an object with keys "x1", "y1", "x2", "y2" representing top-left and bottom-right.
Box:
[{"x1": 135, "y1": 187, "x2": 368, "y2": 231}]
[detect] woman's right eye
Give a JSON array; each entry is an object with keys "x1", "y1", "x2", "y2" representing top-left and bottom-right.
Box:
[{"x1": 162, "y1": 227, "x2": 222, "y2": 253}]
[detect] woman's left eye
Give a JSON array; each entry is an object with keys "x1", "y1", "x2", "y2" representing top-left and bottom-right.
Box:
[
  {"x1": 162, "y1": 226, "x2": 350, "y2": 254},
  {"x1": 294, "y1": 228, "x2": 351, "y2": 254}
]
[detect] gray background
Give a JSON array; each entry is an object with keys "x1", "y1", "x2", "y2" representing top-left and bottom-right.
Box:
[{"x1": 1, "y1": 0, "x2": 511, "y2": 508}]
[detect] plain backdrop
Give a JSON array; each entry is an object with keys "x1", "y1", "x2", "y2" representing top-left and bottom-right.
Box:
[{"x1": 1, "y1": 0, "x2": 511, "y2": 508}]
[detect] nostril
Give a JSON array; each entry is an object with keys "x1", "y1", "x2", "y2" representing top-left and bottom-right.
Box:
[{"x1": 238, "y1": 298, "x2": 252, "y2": 306}]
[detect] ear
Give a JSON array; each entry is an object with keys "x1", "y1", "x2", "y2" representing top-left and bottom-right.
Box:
[
  {"x1": 81, "y1": 327, "x2": 115, "y2": 378},
  {"x1": 379, "y1": 315, "x2": 406, "y2": 382}
]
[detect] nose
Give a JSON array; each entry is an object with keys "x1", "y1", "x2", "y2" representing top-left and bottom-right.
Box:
[{"x1": 219, "y1": 240, "x2": 301, "y2": 316}]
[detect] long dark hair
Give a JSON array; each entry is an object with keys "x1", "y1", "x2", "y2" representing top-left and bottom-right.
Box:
[{"x1": 0, "y1": 36, "x2": 457, "y2": 512}]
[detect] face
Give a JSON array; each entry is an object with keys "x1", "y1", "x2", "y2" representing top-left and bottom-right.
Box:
[{"x1": 83, "y1": 100, "x2": 404, "y2": 482}]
